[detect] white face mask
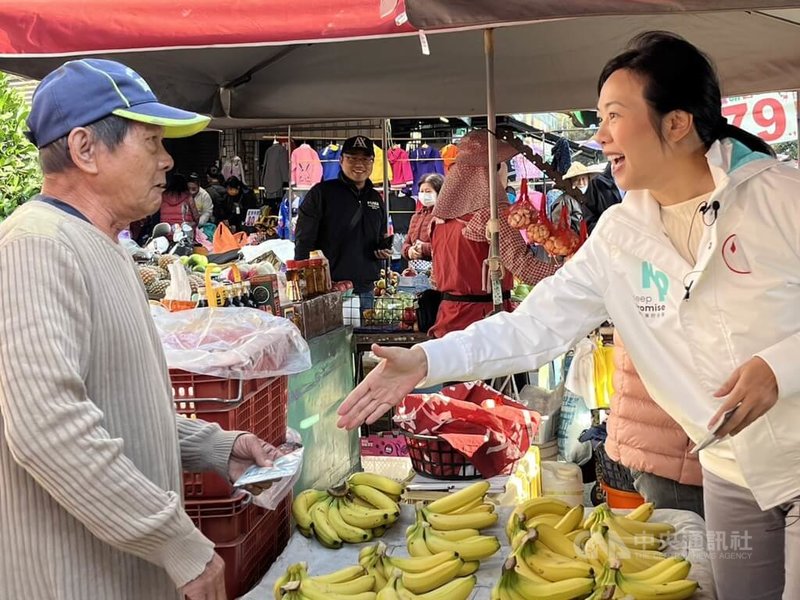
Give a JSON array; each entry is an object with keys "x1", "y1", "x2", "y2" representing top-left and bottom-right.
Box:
[
  {"x1": 578, "y1": 185, "x2": 588, "y2": 194},
  {"x1": 419, "y1": 191, "x2": 437, "y2": 206}
]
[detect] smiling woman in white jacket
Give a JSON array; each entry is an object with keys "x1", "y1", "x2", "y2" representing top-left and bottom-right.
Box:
[{"x1": 338, "y1": 32, "x2": 800, "y2": 599}]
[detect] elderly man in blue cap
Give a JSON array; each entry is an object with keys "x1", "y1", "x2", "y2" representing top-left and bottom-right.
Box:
[{"x1": 0, "y1": 59, "x2": 277, "y2": 600}]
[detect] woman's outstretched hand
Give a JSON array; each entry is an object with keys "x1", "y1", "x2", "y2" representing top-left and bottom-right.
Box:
[{"x1": 337, "y1": 344, "x2": 428, "y2": 430}]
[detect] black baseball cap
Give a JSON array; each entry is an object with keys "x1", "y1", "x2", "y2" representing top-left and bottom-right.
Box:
[{"x1": 342, "y1": 135, "x2": 375, "y2": 157}]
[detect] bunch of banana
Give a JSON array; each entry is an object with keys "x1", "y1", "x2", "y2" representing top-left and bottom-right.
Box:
[
  {"x1": 421, "y1": 480, "x2": 498, "y2": 530},
  {"x1": 358, "y1": 541, "x2": 477, "y2": 594},
  {"x1": 290, "y1": 472, "x2": 404, "y2": 548},
  {"x1": 583, "y1": 524, "x2": 672, "y2": 575},
  {"x1": 406, "y1": 510, "x2": 501, "y2": 561},
  {"x1": 504, "y1": 496, "x2": 572, "y2": 543},
  {"x1": 591, "y1": 503, "x2": 675, "y2": 545},
  {"x1": 508, "y1": 503, "x2": 586, "y2": 550},
  {"x1": 273, "y1": 562, "x2": 377, "y2": 600},
  {"x1": 377, "y1": 568, "x2": 476, "y2": 600},
  {"x1": 491, "y1": 555, "x2": 595, "y2": 600},
  {"x1": 592, "y1": 561, "x2": 699, "y2": 600},
  {"x1": 514, "y1": 529, "x2": 595, "y2": 582}
]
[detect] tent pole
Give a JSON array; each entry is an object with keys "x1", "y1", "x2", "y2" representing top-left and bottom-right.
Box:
[
  {"x1": 484, "y1": 28, "x2": 503, "y2": 314},
  {"x1": 383, "y1": 118, "x2": 391, "y2": 235}
]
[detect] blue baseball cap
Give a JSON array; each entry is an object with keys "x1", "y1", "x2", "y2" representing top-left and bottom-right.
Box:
[{"x1": 26, "y1": 59, "x2": 210, "y2": 148}]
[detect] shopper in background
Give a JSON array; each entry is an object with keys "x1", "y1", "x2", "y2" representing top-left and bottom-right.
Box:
[
  {"x1": 402, "y1": 173, "x2": 443, "y2": 274},
  {"x1": 339, "y1": 32, "x2": 800, "y2": 599},
  {"x1": 188, "y1": 172, "x2": 214, "y2": 226},
  {"x1": 606, "y1": 332, "x2": 704, "y2": 515},
  {"x1": 294, "y1": 135, "x2": 392, "y2": 296},
  {"x1": 581, "y1": 162, "x2": 623, "y2": 232},
  {"x1": 160, "y1": 172, "x2": 199, "y2": 231},
  {"x1": 218, "y1": 175, "x2": 258, "y2": 232},
  {"x1": 0, "y1": 58, "x2": 280, "y2": 600},
  {"x1": 426, "y1": 130, "x2": 559, "y2": 338}
]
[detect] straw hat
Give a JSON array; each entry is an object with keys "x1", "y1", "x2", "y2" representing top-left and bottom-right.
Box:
[{"x1": 561, "y1": 162, "x2": 596, "y2": 181}]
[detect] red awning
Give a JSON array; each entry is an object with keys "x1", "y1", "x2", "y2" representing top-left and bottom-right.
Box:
[{"x1": 0, "y1": 0, "x2": 414, "y2": 55}]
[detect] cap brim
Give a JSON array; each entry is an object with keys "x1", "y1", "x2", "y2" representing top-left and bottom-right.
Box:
[{"x1": 113, "y1": 103, "x2": 210, "y2": 138}]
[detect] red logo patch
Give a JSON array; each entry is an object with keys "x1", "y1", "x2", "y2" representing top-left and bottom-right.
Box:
[{"x1": 721, "y1": 234, "x2": 751, "y2": 274}]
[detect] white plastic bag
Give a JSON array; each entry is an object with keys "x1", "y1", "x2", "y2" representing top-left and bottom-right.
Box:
[
  {"x1": 236, "y1": 428, "x2": 304, "y2": 510},
  {"x1": 152, "y1": 307, "x2": 311, "y2": 378},
  {"x1": 565, "y1": 337, "x2": 596, "y2": 407}
]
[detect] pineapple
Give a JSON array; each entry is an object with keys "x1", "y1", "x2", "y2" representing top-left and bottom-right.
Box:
[
  {"x1": 157, "y1": 254, "x2": 179, "y2": 270},
  {"x1": 137, "y1": 266, "x2": 160, "y2": 288},
  {"x1": 146, "y1": 279, "x2": 171, "y2": 300}
]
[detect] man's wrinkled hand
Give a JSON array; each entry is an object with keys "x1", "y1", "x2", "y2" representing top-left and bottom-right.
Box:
[
  {"x1": 227, "y1": 433, "x2": 279, "y2": 493},
  {"x1": 711, "y1": 356, "x2": 779, "y2": 438},
  {"x1": 181, "y1": 553, "x2": 227, "y2": 600}
]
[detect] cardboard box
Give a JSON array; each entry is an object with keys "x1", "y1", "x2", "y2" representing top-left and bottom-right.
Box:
[{"x1": 283, "y1": 292, "x2": 344, "y2": 339}]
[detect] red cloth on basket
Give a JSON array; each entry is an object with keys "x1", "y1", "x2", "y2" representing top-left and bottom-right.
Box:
[{"x1": 394, "y1": 381, "x2": 540, "y2": 478}]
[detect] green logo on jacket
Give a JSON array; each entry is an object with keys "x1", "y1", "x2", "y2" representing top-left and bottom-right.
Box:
[{"x1": 642, "y1": 261, "x2": 669, "y2": 302}]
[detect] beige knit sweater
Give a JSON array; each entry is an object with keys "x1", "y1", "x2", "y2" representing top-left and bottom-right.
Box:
[{"x1": 0, "y1": 201, "x2": 241, "y2": 599}]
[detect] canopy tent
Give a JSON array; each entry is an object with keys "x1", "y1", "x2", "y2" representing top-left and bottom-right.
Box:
[{"x1": 0, "y1": 2, "x2": 799, "y2": 124}]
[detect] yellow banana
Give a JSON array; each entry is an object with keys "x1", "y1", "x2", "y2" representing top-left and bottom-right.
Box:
[
  {"x1": 506, "y1": 498, "x2": 570, "y2": 540},
  {"x1": 532, "y1": 523, "x2": 582, "y2": 560},
  {"x1": 310, "y1": 565, "x2": 367, "y2": 584},
  {"x1": 274, "y1": 563, "x2": 305, "y2": 600},
  {"x1": 423, "y1": 528, "x2": 501, "y2": 561},
  {"x1": 401, "y1": 575, "x2": 476, "y2": 600},
  {"x1": 401, "y1": 557, "x2": 464, "y2": 594},
  {"x1": 295, "y1": 581, "x2": 377, "y2": 600},
  {"x1": 291, "y1": 489, "x2": 329, "y2": 530},
  {"x1": 428, "y1": 527, "x2": 480, "y2": 541},
  {"x1": 350, "y1": 484, "x2": 400, "y2": 513},
  {"x1": 609, "y1": 513, "x2": 675, "y2": 538},
  {"x1": 625, "y1": 557, "x2": 692, "y2": 584},
  {"x1": 327, "y1": 498, "x2": 372, "y2": 543},
  {"x1": 348, "y1": 472, "x2": 406, "y2": 497},
  {"x1": 554, "y1": 504, "x2": 584, "y2": 534},
  {"x1": 605, "y1": 518, "x2": 666, "y2": 551},
  {"x1": 338, "y1": 497, "x2": 393, "y2": 529},
  {"x1": 422, "y1": 507, "x2": 498, "y2": 531},
  {"x1": 625, "y1": 502, "x2": 655, "y2": 522},
  {"x1": 500, "y1": 557, "x2": 594, "y2": 600},
  {"x1": 296, "y1": 525, "x2": 312, "y2": 538},
  {"x1": 301, "y1": 573, "x2": 376, "y2": 595},
  {"x1": 458, "y1": 560, "x2": 480, "y2": 576},
  {"x1": 615, "y1": 568, "x2": 698, "y2": 600},
  {"x1": 376, "y1": 586, "x2": 403, "y2": 600},
  {"x1": 359, "y1": 542, "x2": 381, "y2": 565},
  {"x1": 518, "y1": 538, "x2": 594, "y2": 581},
  {"x1": 566, "y1": 528, "x2": 590, "y2": 549},
  {"x1": 384, "y1": 550, "x2": 458, "y2": 573},
  {"x1": 365, "y1": 563, "x2": 388, "y2": 591},
  {"x1": 425, "y1": 481, "x2": 490, "y2": 514},
  {"x1": 444, "y1": 495, "x2": 483, "y2": 514},
  {"x1": 510, "y1": 549, "x2": 551, "y2": 584},
  {"x1": 309, "y1": 498, "x2": 343, "y2": 549},
  {"x1": 372, "y1": 525, "x2": 387, "y2": 538},
  {"x1": 407, "y1": 524, "x2": 434, "y2": 557},
  {"x1": 525, "y1": 513, "x2": 564, "y2": 529}
]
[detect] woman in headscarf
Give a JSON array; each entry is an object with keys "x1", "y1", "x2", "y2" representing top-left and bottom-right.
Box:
[{"x1": 428, "y1": 130, "x2": 559, "y2": 338}]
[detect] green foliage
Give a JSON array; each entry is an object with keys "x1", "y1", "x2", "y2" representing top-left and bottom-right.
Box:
[{"x1": 0, "y1": 72, "x2": 41, "y2": 221}]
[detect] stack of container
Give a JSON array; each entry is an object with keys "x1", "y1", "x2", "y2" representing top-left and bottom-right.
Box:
[{"x1": 171, "y1": 370, "x2": 291, "y2": 598}]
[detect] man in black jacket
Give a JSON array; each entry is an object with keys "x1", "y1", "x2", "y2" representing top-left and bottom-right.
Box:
[
  {"x1": 582, "y1": 162, "x2": 623, "y2": 233},
  {"x1": 294, "y1": 135, "x2": 391, "y2": 294}
]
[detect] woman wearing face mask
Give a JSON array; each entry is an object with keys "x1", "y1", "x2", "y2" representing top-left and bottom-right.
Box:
[
  {"x1": 338, "y1": 32, "x2": 800, "y2": 598},
  {"x1": 402, "y1": 173, "x2": 443, "y2": 273},
  {"x1": 545, "y1": 162, "x2": 594, "y2": 238}
]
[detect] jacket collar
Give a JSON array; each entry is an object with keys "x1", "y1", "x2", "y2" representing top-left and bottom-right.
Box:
[{"x1": 338, "y1": 172, "x2": 374, "y2": 195}]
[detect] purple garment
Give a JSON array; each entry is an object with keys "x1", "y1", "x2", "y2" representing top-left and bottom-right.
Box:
[{"x1": 409, "y1": 145, "x2": 445, "y2": 195}]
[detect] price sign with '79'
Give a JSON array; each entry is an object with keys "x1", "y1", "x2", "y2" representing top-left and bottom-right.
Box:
[{"x1": 722, "y1": 91, "x2": 798, "y2": 144}]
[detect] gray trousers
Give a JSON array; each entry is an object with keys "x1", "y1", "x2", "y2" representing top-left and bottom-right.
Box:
[
  {"x1": 630, "y1": 469, "x2": 705, "y2": 518},
  {"x1": 703, "y1": 469, "x2": 800, "y2": 599}
]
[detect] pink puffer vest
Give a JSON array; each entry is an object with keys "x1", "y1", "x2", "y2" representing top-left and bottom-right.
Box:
[{"x1": 605, "y1": 331, "x2": 702, "y2": 486}]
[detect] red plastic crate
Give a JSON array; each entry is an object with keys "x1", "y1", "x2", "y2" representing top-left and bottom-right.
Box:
[
  {"x1": 185, "y1": 491, "x2": 266, "y2": 544},
  {"x1": 172, "y1": 373, "x2": 288, "y2": 498},
  {"x1": 216, "y1": 494, "x2": 292, "y2": 599}
]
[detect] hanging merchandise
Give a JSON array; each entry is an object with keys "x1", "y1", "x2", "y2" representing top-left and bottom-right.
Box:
[
  {"x1": 370, "y1": 143, "x2": 393, "y2": 185},
  {"x1": 222, "y1": 156, "x2": 246, "y2": 185},
  {"x1": 409, "y1": 143, "x2": 445, "y2": 195},
  {"x1": 550, "y1": 137, "x2": 572, "y2": 175},
  {"x1": 290, "y1": 143, "x2": 323, "y2": 188},
  {"x1": 440, "y1": 142, "x2": 459, "y2": 173},
  {"x1": 511, "y1": 144, "x2": 543, "y2": 180},
  {"x1": 387, "y1": 145, "x2": 413, "y2": 186},
  {"x1": 318, "y1": 142, "x2": 342, "y2": 180},
  {"x1": 507, "y1": 178, "x2": 536, "y2": 229},
  {"x1": 261, "y1": 141, "x2": 289, "y2": 199},
  {"x1": 592, "y1": 335, "x2": 615, "y2": 410}
]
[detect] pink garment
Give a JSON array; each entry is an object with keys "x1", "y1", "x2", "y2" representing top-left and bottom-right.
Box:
[
  {"x1": 512, "y1": 151, "x2": 543, "y2": 180},
  {"x1": 388, "y1": 147, "x2": 413, "y2": 186},
  {"x1": 291, "y1": 144, "x2": 323, "y2": 188}
]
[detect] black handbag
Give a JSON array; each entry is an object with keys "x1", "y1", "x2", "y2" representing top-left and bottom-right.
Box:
[{"x1": 416, "y1": 288, "x2": 442, "y2": 334}]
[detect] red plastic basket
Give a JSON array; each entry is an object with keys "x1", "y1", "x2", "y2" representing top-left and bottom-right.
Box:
[
  {"x1": 216, "y1": 494, "x2": 292, "y2": 599},
  {"x1": 401, "y1": 432, "x2": 482, "y2": 480},
  {"x1": 171, "y1": 372, "x2": 288, "y2": 498},
  {"x1": 185, "y1": 491, "x2": 266, "y2": 544}
]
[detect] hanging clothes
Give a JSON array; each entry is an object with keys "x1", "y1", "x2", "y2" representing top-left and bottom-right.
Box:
[
  {"x1": 409, "y1": 144, "x2": 445, "y2": 195},
  {"x1": 291, "y1": 143, "x2": 323, "y2": 188},
  {"x1": 261, "y1": 142, "x2": 289, "y2": 199},
  {"x1": 319, "y1": 143, "x2": 342, "y2": 180},
  {"x1": 370, "y1": 144, "x2": 394, "y2": 185},
  {"x1": 551, "y1": 137, "x2": 572, "y2": 175},
  {"x1": 440, "y1": 143, "x2": 459, "y2": 173},
  {"x1": 388, "y1": 146, "x2": 413, "y2": 187},
  {"x1": 222, "y1": 156, "x2": 246, "y2": 185},
  {"x1": 511, "y1": 149, "x2": 543, "y2": 180}
]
